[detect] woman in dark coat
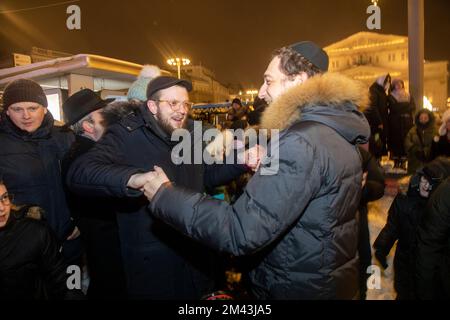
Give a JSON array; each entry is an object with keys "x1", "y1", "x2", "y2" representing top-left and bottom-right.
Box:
[
  {"x1": 387, "y1": 79, "x2": 415, "y2": 168},
  {"x1": 366, "y1": 74, "x2": 391, "y2": 161}
]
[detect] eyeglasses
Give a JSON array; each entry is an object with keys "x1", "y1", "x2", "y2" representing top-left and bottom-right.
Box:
[
  {"x1": 0, "y1": 192, "x2": 12, "y2": 205},
  {"x1": 156, "y1": 100, "x2": 194, "y2": 111}
]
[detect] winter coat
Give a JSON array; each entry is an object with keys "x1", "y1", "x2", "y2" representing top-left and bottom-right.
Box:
[
  {"x1": 66, "y1": 104, "x2": 247, "y2": 299},
  {"x1": 150, "y1": 73, "x2": 371, "y2": 299},
  {"x1": 387, "y1": 95, "x2": 415, "y2": 158},
  {"x1": 405, "y1": 109, "x2": 437, "y2": 174},
  {"x1": 62, "y1": 134, "x2": 127, "y2": 299},
  {"x1": 416, "y1": 177, "x2": 450, "y2": 299},
  {"x1": 0, "y1": 112, "x2": 75, "y2": 241},
  {"x1": 373, "y1": 175, "x2": 427, "y2": 299},
  {"x1": 0, "y1": 206, "x2": 69, "y2": 299}
]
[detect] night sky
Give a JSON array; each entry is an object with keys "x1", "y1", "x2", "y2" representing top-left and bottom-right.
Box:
[{"x1": 1, "y1": 0, "x2": 449, "y2": 88}]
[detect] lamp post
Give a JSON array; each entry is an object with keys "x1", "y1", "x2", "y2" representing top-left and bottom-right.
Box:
[{"x1": 167, "y1": 57, "x2": 191, "y2": 79}]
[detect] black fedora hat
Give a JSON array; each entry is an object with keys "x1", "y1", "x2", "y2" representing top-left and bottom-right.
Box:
[{"x1": 63, "y1": 89, "x2": 115, "y2": 125}]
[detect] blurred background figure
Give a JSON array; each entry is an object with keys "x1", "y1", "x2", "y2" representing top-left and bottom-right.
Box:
[
  {"x1": 387, "y1": 79, "x2": 415, "y2": 169},
  {"x1": 366, "y1": 74, "x2": 391, "y2": 163},
  {"x1": 247, "y1": 96, "x2": 268, "y2": 127},
  {"x1": 405, "y1": 109, "x2": 437, "y2": 174},
  {"x1": 226, "y1": 98, "x2": 248, "y2": 129},
  {"x1": 431, "y1": 109, "x2": 450, "y2": 159},
  {"x1": 415, "y1": 157, "x2": 450, "y2": 300},
  {"x1": 373, "y1": 158, "x2": 449, "y2": 300}
]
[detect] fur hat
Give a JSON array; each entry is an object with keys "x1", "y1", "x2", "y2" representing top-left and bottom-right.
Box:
[
  {"x1": 439, "y1": 109, "x2": 450, "y2": 136},
  {"x1": 127, "y1": 65, "x2": 161, "y2": 102}
]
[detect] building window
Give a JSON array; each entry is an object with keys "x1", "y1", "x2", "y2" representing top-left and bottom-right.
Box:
[
  {"x1": 392, "y1": 53, "x2": 395, "y2": 61},
  {"x1": 401, "y1": 52, "x2": 405, "y2": 60},
  {"x1": 376, "y1": 56, "x2": 379, "y2": 63}
]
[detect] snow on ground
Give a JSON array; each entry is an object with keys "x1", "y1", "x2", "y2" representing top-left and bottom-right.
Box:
[{"x1": 366, "y1": 194, "x2": 396, "y2": 300}]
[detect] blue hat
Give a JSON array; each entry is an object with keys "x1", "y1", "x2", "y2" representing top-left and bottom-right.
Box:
[{"x1": 127, "y1": 65, "x2": 161, "y2": 102}]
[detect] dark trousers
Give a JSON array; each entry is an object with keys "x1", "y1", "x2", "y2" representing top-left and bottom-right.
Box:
[
  {"x1": 358, "y1": 206, "x2": 372, "y2": 300},
  {"x1": 79, "y1": 217, "x2": 127, "y2": 299}
]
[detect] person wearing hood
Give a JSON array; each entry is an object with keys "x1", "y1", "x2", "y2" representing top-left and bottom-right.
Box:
[
  {"x1": 405, "y1": 109, "x2": 437, "y2": 174},
  {"x1": 387, "y1": 79, "x2": 415, "y2": 169},
  {"x1": 141, "y1": 41, "x2": 371, "y2": 299},
  {"x1": 365, "y1": 74, "x2": 391, "y2": 162},
  {"x1": 0, "y1": 79, "x2": 78, "y2": 263},
  {"x1": 430, "y1": 109, "x2": 450, "y2": 159}
]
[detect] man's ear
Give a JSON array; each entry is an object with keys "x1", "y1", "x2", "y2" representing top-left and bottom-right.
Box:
[
  {"x1": 44, "y1": 107, "x2": 48, "y2": 114},
  {"x1": 81, "y1": 120, "x2": 94, "y2": 134},
  {"x1": 286, "y1": 72, "x2": 308, "y2": 89},
  {"x1": 147, "y1": 100, "x2": 157, "y2": 115},
  {"x1": 294, "y1": 72, "x2": 309, "y2": 84}
]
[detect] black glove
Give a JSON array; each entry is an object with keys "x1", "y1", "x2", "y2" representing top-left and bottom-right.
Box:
[{"x1": 374, "y1": 250, "x2": 388, "y2": 269}]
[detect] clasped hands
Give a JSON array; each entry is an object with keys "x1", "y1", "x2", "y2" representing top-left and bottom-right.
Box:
[
  {"x1": 127, "y1": 144, "x2": 266, "y2": 201},
  {"x1": 127, "y1": 166, "x2": 170, "y2": 201}
]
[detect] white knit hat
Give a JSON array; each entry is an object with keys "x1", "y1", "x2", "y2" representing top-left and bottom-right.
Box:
[{"x1": 127, "y1": 65, "x2": 161, "y2": 102}]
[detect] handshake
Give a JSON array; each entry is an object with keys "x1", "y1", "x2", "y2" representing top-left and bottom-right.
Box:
[
  {"x1": 127, "y1": 144, "x2": 266, "y2": 201},
  {"x1": 127, "y1": 166, "x2": 170, "y2": 201}
]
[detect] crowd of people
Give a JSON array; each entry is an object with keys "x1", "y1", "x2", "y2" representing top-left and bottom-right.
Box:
[
  {"x1": 365, "y1": 74, "x2": 448, "y2": 172},
  {"x1": 0, "y1": 40, "x2": 449, "y2": 300}
]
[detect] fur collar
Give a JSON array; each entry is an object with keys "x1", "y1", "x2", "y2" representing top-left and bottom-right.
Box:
[{"x1": 259, "y1": 72, "x2": 369, "y2": 131}]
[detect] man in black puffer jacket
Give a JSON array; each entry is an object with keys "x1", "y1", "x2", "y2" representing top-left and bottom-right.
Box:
[
  {"x1": 142, "y1": 42, "x2": 370, "y2": 299},
  {"x1": 0, "y1": 79, "x2": 78, "y2": 264}
]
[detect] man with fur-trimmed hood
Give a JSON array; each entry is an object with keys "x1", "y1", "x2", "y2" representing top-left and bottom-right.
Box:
[{"x1": 141, "y1": 41, "x2": 370, "y2": 299}]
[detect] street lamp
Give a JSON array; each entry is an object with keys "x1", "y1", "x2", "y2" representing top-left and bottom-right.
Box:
[
  {"x1": 246, "y1": 89, "x2": 258, "y2": 101},
  {"x1": 167, "y1": 57, "x2": 191, "y2": 79}
]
